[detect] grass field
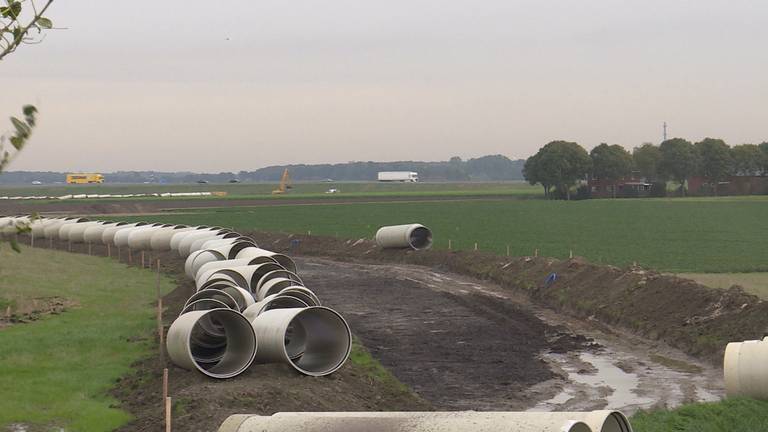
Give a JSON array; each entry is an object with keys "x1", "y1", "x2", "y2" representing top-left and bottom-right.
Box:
[
  {"x1": 0, "y1": 247, "x2": 175, "y2": 431},
  {"x1": 0, "y1": 181, "x2": 540, "y2": 201},
  {"x1": 676, "y1": 273, "x2": 768, "y2": 299},
  {"x1": 632, "y1": 398, "x2": 768, "y2": 432},
  {"x1": 112, "y1": 196, "x2": 768, "y2": 273}
]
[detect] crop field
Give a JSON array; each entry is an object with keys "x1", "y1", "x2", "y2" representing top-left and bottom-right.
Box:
[
  {"x1": 112, "y1": 196, "x2": 768, "y2": 274},
  {"x1": 0, "y1": 247, "x2": 175, "y2": 431},
  {"x1": 0, "y1": 181, "x2": 540, "y2": 201}
]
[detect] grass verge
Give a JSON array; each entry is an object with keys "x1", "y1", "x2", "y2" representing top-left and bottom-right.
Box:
[
  {"x1": 0, "y1": 246, "x2": 175, "y2": 431},
  {"x1": 676, "y1": 273, "x2": 768, "y2": 300},
  {"x1": 632, "y1": 398, "x2": 768, "y2": 432},
  {"x1": 348, "y1": 339, "x2": 411, "y2": 393}
]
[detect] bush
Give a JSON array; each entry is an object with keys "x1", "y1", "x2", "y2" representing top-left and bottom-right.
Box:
[{"x1": 649, "y1": 182, "x2": 667, "y2": 197}]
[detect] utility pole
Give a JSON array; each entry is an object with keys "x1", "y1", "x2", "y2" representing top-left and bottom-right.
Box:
[{"x1": 662, "y1": 122, "x2": 667, "y2": 142}]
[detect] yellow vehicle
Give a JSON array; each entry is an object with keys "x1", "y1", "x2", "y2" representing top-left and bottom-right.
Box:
[
  {"x1": 271, "y1": 168, "x2": 292, "y2": 194},
  {"x1": 66, "y1": 173, "x2": 104, "y2": 184}
]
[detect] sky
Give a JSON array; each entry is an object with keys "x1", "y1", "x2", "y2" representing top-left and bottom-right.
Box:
[{"x1": 2, "y1": 0, "x2": 767, "y2": 172}]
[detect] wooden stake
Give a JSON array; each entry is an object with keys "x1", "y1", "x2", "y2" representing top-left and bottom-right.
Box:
[
  {"x1": 128, "y1": 248, "x2": 132, "y2": 265},
  {"x1": 307, "y1": 230, "x2": 311, "y2": 236},
  {"x1": 448, "y1": 239, "x2": 452, "y2": 250},
  {"x1": 141, "y1": 251, "x2": 145, "y2": 268},
  {"x1": 30, "y1": 231, "x2": 34, "y2": 248},
  {"x1": 107, "y1": 243, "x2": 111, "y2": 258},
  {"x1": 157, "y1": 297, "x2": 164, "y2": 364},
  {"x1": 49, "y1": 237, "x2": 53, "y2": 249},
  {"x1": 117, "y1": 246, "x2": 121, "y2": 261},
  {"x1": 165, "y1": 396, "x2": 172, "y2": 432},
  {"x1": 569, "y1": 249, "x2": 573, "y2": 259},
  {"x1": 534, "y1": 248, "x2": 539, "y2": 257},
  {"x1": 68, "y1": 240, "x2": 72, "y2": 252},
  {"x1": 474, "y1": 242, "x2": 478, "y2": 251},
  {"x1": 88, "y1": 242, "x2": 92, "y2": 256},
  {"x1": 162, "y1": 368, "x2": 168, "y2": 405},
  {"x1": 506, "y1": 244, "x2": 510, "y2": 256}
]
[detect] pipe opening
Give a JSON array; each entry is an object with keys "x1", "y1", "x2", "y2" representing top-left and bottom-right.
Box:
[
  {"x1": 187, "y1": 309, "x2": 257, "y2": 378},
  {"x1": 257, "y1": 270, "x2": 304, "y2": 292},
  {"x1": 277, "y1": 286, "x2": 321, "y2": 307},
  {"x1": 600, "y1": 412, "x2": 633, "y2": 432},
  {"x1": 285, "y1": 307, "x2": 351, "y2": 376},
  {"x1": 409, "y1": 226, "x2": 433, "y2": 250}
]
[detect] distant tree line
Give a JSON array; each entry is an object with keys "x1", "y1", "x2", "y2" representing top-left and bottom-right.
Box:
[
  {"x1": 524, "y1": 139, "x2": 768, "y2": 199},
  {"x1": 0, "y1": 155, "x2": 526, "y2": 184}
]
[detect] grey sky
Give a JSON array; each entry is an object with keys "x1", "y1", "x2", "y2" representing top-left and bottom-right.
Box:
[{"x1": 2, "y1": 0, "x2": 767, "y2": 172}]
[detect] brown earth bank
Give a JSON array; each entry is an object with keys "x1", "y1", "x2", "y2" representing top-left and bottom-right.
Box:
[
  {"x1": 34, "y1": 239, "x2": 430, "y2": 432},
  {"x1": 0, "y1": 194, "x2": 521, "y2": 215},
  {"x1": 246, "y1": 231, "x2": 768, "y2": 366}
]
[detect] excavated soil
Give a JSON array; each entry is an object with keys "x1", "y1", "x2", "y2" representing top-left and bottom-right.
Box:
[{"x1": 0, "y1": 296, "x2": 77, "y2": 329}]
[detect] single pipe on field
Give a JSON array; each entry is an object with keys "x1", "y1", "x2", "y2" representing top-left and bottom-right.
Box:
[
  {"x1": 724, "y1": 338, "x2": 768, "y2": 400},
  {"x1": 375, "y1": 223, "x2": 433, "y2": 250}
]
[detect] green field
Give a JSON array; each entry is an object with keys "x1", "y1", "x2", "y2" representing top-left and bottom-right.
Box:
[
  {"x1": 0, "y1": 247, "x2": 175, "y2": 431},
  {"x1": 0, "y1": 181, "x2": 540, "y2": 201},
  {"x1": 111, "y1": 196, "x2": 768, "y2": 273},
  {"x1": 676, "y1": 273, "x2": 768, "y2": 299}
]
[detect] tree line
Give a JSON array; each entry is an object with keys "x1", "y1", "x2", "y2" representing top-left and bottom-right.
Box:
[{"x1": 523, "y1": 138, "x2": 768, "y2": 199}]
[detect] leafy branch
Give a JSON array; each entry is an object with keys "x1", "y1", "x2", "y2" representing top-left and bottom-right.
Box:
[
  {"x1": 0, "y1": 0, "x2": 54, "y2": 61},
  {"x1": 0, "y1": 104, "x2": 37, "y2": 173}
]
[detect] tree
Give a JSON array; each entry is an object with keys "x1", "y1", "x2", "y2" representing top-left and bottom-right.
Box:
[
  {"x1": 695, "y1": 138, "x2": 732, "y2": 195},
  {"x1": 633, "y1": 143, "x2": 662, "y2": 181},
  {"x1": 731, "y1": 144, "x2": 762, "y2": 176},
  {"x1": 524, "y1": 141, "x2": 591, "y2": 200},
  {"x1": 759, "y1": 142, "x2": 768, "y2": 175},
  {"x1": 659, "y1": 138, "x2": 697, "y2": 196},
  {"x1": 590, "y1": 143, "x2": 632, "y2": 198}
]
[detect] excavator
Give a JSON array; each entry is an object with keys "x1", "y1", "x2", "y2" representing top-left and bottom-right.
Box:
[{"x1": 271, "y1": 168, "x2": 292, "y2": 194}]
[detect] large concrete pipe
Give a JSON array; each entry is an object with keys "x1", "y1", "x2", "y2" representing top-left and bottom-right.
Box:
[
  {"x1": 235, "y1": 247, "x2": 297, "y2": 274},
  {"x1": 249, "y1": 307, "x2": 351, "y2": 376},
  {"x1": 30, "y1": 218, "x2": 57, "y2": 237},
  {"x1": 256, "y1": 277, "x2": 303, "y2": 301},
  {"x1": 127, "y1": 225, "x2": 167, "y2": 250},
  {"x1": 275, "y1": 286, "x2": 321, "y2": 307},
  {"x1": 169, "y1": 226, "x2": 219, "y2": 252},
  {"x1": 194, "y1": 257, "x2": 280, "y2": 287},
  {"x1": 198, "y1": 274, "x2": 241, "y2": 292},
  {"x1": 205, "y1": 263, "x2": 286, "y2": 293},
  {"x1": 149, "y1": 225, "x2": 193, "y2": 251},
  {"x1": 255, "y1": 270, "x2": 304, "y2": 293},
  {"x1": 206, "y1": 240, "x2": 258, "y2": 260},
  {"x1": 185, "y1": 249, "x2": 226, "y2": 279},
  {"x1": 67, "y1": 221, "x2": 101, "y2": 243},
  {"x1": 84, "y1": 222, "x2": 123, "y2": 244},
  {"x1": 243, "y1": 294, "x2": 309, "y2": 321},
  {"x1": 178, "y1": 229, "x2": 231, "y2": 256},
  {"x1": 43, "y1": 218, "x2": 78, "y2": 238},
  {"x1": 101, "y1": 222, "x2": 147, "y2": 245},
  {"x1": 57, "y1": 219, "x2": 88, "y2": 241},
  {"x1": 180, "y1": 298, "x2": 232, "y2": 315},
  {"x1": 724, "y1": 338, "x2": 768, "y2": 400},
  {"x1": 183, "y1": 289, "x2": 240, "y2": 312},
  {"x1": 375, "y1": 223, "x2": 433, "y2": 250},
  {"x1": 202, "y1": 237, "x2": 257, "y2": 252},
  {"x1": 189, "y1": 232, "x2": 242, "y2": 255},
  {"x1": 204, "y1": 284, "x2": 255, "y2": 312},
  {"x1": 166, "y1": 309, "x2": 257, "y2": 379},
  {"x1": 113, "y1": 225, "x2": 146, "y2": 248},
  {"x1": 217, "y1": 413, "x2": 599, "y2": 432}
]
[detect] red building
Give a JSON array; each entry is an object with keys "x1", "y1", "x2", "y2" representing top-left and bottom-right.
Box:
[
  {"x1": 688, "y1": 176, "x2": 768, "y2": 196},
  {"x1": 589, "y1": 176, "x2": 653, "y2": 198}
]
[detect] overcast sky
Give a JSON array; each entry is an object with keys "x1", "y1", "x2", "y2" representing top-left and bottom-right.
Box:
[{"x1": 2, "y1": 0, "x2": 767, "y2": 172}]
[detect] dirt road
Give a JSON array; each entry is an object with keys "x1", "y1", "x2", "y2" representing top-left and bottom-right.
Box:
[{"x1": 298, "y1": 257, "x2": 723, "y2": 414}]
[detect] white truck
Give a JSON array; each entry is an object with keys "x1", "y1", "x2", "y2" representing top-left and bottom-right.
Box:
[{"x1": 377, "y1": 171, "x2": 419, "y2": 182}]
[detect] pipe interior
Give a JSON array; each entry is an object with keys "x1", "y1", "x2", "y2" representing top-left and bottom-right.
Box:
[
  {"x1": 181, "y1": 298, "x2": 231, "y2": 315},
  {"x1": 601, "y1": 412, "x2": 633, "y2": 432},
  {"x1": 217, "y1": 270, "x2": 251, "y2": 290},
  {"x1": 248, "y1": 263, "x2": 286, "y2": 290},
  {"x1": 258, "y1": 270, "x2": 304, "y2": 290},
  {"x1": 278, "y1": 287, "x2": 321, "y2": 307},
  {"x1": 408, "y1": 226, "x2": 433, "y2": 250},
  {"x1": 189, "y1": 309, "x2": 257, "y2": 378},
  {"x1": 286, "y1": 308, "x2": 351, "y2": 376},
  {"x1": 228, "y1": 241, "x2": 257, "y2": 259}
]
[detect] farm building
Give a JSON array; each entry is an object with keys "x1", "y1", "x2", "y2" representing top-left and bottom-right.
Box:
[
  {"x1": 588, "y1": 176, "x2": 653, "y2": 198},
  {"x1": 688, "y1": 175, "x2": 768, "y2": 196}
]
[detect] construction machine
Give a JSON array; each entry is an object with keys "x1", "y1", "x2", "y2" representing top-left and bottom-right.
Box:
[{"x1": 271, "y1": 168, "x2": 292, "y2": 194}]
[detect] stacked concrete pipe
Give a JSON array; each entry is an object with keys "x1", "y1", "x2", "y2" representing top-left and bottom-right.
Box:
[{"x1": 218, "y1": 410, "x2": 633, "y2": 432}]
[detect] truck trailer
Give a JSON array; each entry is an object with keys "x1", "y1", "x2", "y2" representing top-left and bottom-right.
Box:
[{"x1": 377, "y1": 171, "x2": 419, "y2": 182}]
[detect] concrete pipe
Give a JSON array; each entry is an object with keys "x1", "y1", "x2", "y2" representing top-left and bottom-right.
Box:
[
  {"x1": 84, "y1": 222, "x2": 121, "y2": 244},
  {"x1": 724, "y1": 339, "x2": 768, "y2": 400},
  {"x1": 189, "y1": 232, "x2": 242, "y2": 255},
  {"x1": 201, "y1": 237, "x2": 257, "y2": 251},
  {"x1": 198, "y1": 274, "x2": 241, "y2": 292},
  {"x1": 185, "y1": 249, "x2": 226, "y2": 279},
  {"x1": 275, "y1": 286, "x2": 321, "y2": 307},
  {"x1": 217, "y1": 413, "x2": 596, "y2": 432},
  {"x1": 149, "y1": 225, "x2": 192, "y2": 251},
  {"x1": 113, "y1": 225, "x2": 147, "y2": 248},
  {"x1": 375, "y1": 223, "x2": 433, "y2": 250},
  {"x1": 235, "y1": 247, "x2": 297, "y2": 274},
  {"x1": 255, "y1": 270, "x2": 304, "y2": 293},
  {"x1": 189, "y1": 244, "x2": 259, "y2": 278},
  {"x1": 204, "y1": 284, "x2": 255, "y2": 312},
  {"x1": 178, "y1": 229, "x2": 231, "y2": 256},
  {"x1": 249, "y1": 307, "x2": 351, "y2": 376},
  {"x1": 67, "y1": 221, "x2": 101, "y2": 243},
  {"x1": 180, "y1": 298, "x2": 232, "y2": 315},
  {"x1": 58, "y1": 220, "x2": 88, "y2": 241},
  {"x1": 169, "y1": 226, "x2": 218, "y2": 252},
  {"x1": 243, "y1": 294, "x2": 309, "y2": 321},
  {"x1": 183, "y1": 289, "x2": 240, "y2": 312},
  {"x1": 256, "y1": 277, "x2": 303, "y2": 301},
  {"x1": 209, "y1": 263, "x2": 286, "y2": 293},
  {"x1": 30, "y1": 218, "x2": 56, "y2": 237},
  {"x1": 205, "y1": 240, "x2": 258, "y2": 259},
  {"x1": 127, "y1": 226, "x2": 165, "y2": 250},
  {"x1": 195, "y1": 258, "x2": 280, "y2": 288},
  {"x1": 166, "y1": 309, "x2": 257, "y2": 379},
  {"x1": 42, "y1": 218, "x2": 73, "y2": 238},
  {"x1": 101, "y1": 222, "x2": 146, "y2": 245}
]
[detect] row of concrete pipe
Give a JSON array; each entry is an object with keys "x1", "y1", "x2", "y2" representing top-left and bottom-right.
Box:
[{"x1": 6, "y1": 215, "x2": 352, "y2": 380}]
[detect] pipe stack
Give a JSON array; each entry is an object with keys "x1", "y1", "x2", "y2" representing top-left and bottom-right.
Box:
[{"x1": 6, "y1": 215, "x2": 352, "y2": 380}]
